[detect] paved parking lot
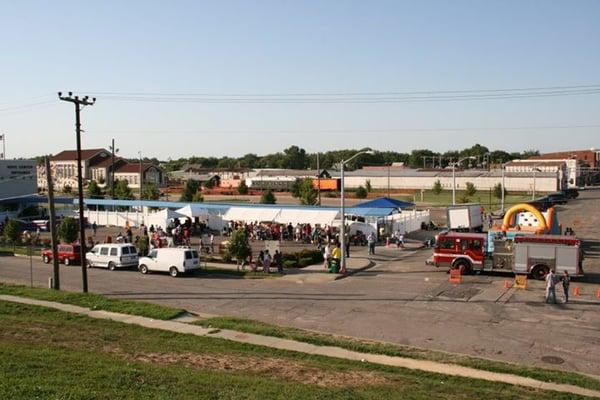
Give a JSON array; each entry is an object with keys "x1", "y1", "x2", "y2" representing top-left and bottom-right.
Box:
[{"x1": 1, "y1": 189, "x2": 599, "y2": 376}]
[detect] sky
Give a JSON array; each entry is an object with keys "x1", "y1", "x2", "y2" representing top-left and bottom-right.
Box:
[{"x1": 1, "y1": 0, "x2": 599, "y2": 160}]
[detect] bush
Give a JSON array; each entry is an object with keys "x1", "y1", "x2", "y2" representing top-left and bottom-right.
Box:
[
  {"x1": 298, "y1": 257, "x2": 314, "y2": 267},
  {"x1": 260, "y1": 189, "x2": 277, "y2": 204},
  {"x1": 465, "y1": 182, "x2": 477, "y2": 197},
  {"x1": 298, "y1": 249, "x2": 323, "y2": 263},
  {"x1": 283, "y1": 260, "x2": 297, "y2": 269},
  {"x1": 457, "y1": 193, "x2": 471, "y2": 204},
  {"x1": 138, "y1": 235, "x2": 149, "y2": 256},
  {"x1": 222, "y1": 251, "x2": 232, "y2": 263},
  {"x1": 355, "y1": 186, "x2": 368, "y2": 199},
  {"x1": 63, "y1": 184, "x2": 72, "y2": 194},
  {"x1": 493, "y1": 183, "x2": 506, "y2": 199},
  {"x1": 237, "y1": 180, "x2": 248, "y2": 195},
  {"x1": 432, "y1": 179, "x2": 442, "y2": 195},
  {"x1": 3, "y1": 219, "x2": 22, "y2": 245}
]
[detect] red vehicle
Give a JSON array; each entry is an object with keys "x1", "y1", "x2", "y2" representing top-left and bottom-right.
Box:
[
  {"x1": 42, "y1": 244, "x2": 81, "y2": 266},
  {"x1": 429, "y1": 231, "x2": 583, "y2": 279}
]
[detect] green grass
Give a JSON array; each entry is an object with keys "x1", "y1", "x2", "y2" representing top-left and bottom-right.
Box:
[
  {"x1": 392, "y1": 190, "x2": 536, "y2": 210},
  {"x1": 0, "y1": 283, "x2": 184, "y2": 320},
  {"x1": 0, "y1": 300, "x2": 585, "y2": 399},
  {"x1": 0, "y1": 246, "x2": 42, "y2": 257},
  {"x1": 195, "y1": 316, "x2": 600, "y2": 393}
]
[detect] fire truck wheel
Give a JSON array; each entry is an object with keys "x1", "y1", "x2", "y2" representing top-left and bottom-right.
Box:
[
  {"x1": 453, "y1": 260, "x2": 472, "y2": 275},
  {"x1": 531, "y1": 264, "x2": 549, "y2": 281}
]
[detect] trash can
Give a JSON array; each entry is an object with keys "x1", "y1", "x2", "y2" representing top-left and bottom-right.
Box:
[{"x1": 328, "y1": 258, "x2": 340, "y2": 273}]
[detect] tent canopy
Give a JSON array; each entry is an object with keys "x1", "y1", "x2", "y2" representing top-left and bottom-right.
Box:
[
  {"x1": 175, "y1": 204, "x2": 209, "y2": 219},
  {"x1": 275, "y1": 209, "x2": 339, "y2": 226},
  {"x1": 223, "y1": 207, "x2": 280, "y2": 223},
  {"x1": 145, "y1": 208, "x2": 186, "y2": 229},
  {"x1": 353, "y1": 197, "x2": 415, "y2": 209}
]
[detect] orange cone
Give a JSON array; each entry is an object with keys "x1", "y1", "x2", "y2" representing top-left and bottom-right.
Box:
[
  {"x1": 596, "y1": 288, "x2": 600, "y2": 299},
  {"x1": 573, "y1": 287, "x2": 581, "y2": 297},
  {"x1": 503, "y1": 280, "x2": 510, "y2": 289}
]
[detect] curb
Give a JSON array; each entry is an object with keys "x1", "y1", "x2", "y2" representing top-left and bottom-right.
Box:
[{"x1": 335, "y1": 259, "x2": 377, "y2": 280}]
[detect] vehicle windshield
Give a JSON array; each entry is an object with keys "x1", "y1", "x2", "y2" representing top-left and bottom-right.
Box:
[{"x1": 148, "y1": 250, "x2": 157, "y2": 259}]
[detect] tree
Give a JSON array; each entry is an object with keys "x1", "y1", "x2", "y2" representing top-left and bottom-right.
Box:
[
  {"x1": 58, "y1": 217, "x2": 78, "y2": 244},
  {"x1": 3, "y1": 219, "x2": 22, "y2": 245},
  {"x1": 365, "y1": 180, "x2": 372, "y2": 193},
  {"x1": 87, "y1": 181, "x2": 103, "y2": 198},
  {"x1": 432, "y1": 179, "x2": 442, "y2": 195},
  {"x1": 114, "y1": 180, "x2": 134, "y2": 200},
  {"x1": 226, "y1": 229, "x2": 251, "y2": 269},
  {"x1": 63, "y1": 184, "x2": 72, "y2": 194},
  {"x1": 291, "y1": 178, "x2": 318, "y2": 205},
  {"x1": 465, "y1": 182, "x2": 477, "y2": 197},
  {"x1": 260, "y1": 189, "x2": 277, "y2": 204},
  {"x1": 180, "y1": 179, "x2": 200, "y2": 202},
  {"x1": 408, "y1": 149, "x2": 438, "y2": 169},
  {"x1": 493, "y1": 183, "x2": 506, "y2": 199},
  {"x1": 191, "y1": 193, "x2": 204, "y2": 202},
  {"x1": 141, "y1": 182, "x2": 160, "y2": 200},
  {"x1": 282, "y1": 145, "x2": 309, "y2": 169},
  {"x1": 355, "y1": 186, "x2": 368, "y2": 199},
  {"x1": 237, "y1": 180, "x2": 249, "y2": 195}
]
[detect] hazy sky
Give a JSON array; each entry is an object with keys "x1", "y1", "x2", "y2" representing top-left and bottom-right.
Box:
[{"x1": 1, "y1": 0, "x2": 599, "y2": 160}]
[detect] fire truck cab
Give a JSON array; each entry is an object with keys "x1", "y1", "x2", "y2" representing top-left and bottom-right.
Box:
[{"x1": 430, "y1": 231, "x2": 583, "y2": 280}]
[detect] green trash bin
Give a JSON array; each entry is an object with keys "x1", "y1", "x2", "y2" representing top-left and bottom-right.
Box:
[{"x1": 328, "y1": 258, "x2": 340, "y2": 273}]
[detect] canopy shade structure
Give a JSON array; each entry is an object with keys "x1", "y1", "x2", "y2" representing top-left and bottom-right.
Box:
[
  {"x1": 175, "y1": 204, "x2": 209, "y2": 219},
  {"x1": 145, "y1": 208, "x2": 186, "y2": 229},
  {"x1": 345, "y1": 207, "x2": 397, "y2": 218},
  {"x1": 353, "y1": 197, "x2": 415, "y2": 209},
  {"x1": 274, "y1": 209, "x2": 340, "y2": 226},
  {"x1": 223, "y1": 206, "x2": 281, "y2": 223}
]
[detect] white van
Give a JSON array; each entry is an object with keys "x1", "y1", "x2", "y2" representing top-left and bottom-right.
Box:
[
  {"x1": 138, "y1": 247, "x2": 200, "y2": 277},
  {"x1": 86, "y1": 243, "x2": 139, "y2": 270}
]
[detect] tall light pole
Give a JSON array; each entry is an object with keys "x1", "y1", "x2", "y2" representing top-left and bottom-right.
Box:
[
  {"x1": 451, "y1": 156, "x2": 476, "y2": 205},
  {"x1": 58, "y1": 92, "x2": 96, "y2": 293},
  {"x1": 138, "y1": 151, "x2": 143, "y2": 199},
  {"x1": 316, "y1": 152, "x2": 321, "y2": 206},
  {"x1": 109, "y1": 139, "x2": 119, "y2": 198},
  {"x1": 501, "y1": 162, "x2": 506, "y2": 213},
  {"x1": 339, "y1": 150, "x2": 375, "y2": 274},
  {"x1": 0, "y1": 133, "x2": 5, "y2": 159}
]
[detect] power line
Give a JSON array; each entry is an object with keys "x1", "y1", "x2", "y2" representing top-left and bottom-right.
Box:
[{"x1": 90, "y1": 123, "x2": 600, "y2": 135}]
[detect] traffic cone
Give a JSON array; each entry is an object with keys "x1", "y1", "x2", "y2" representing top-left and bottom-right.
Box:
[
  {"x1": 596, "y1": 288, "x2": 600, "y2": 299},
  {"x1": 503, "y1": 280, "x2": 510, "y2": 289},
  {"x1": 573, "y1": 287, "x2": 581, "y2": 297}
]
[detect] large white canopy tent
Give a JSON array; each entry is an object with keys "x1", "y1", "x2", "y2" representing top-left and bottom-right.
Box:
[
  {"x1": 145, "y1": 208, "x2": 186, "y2": 230},
  {"x1": 175, "y1": 204, "x2": 209, "y2": 220},
  {"x1": 274, "y1": 209, "x2": 340, "y2": 226},
  {"x1": 223, "y1": 207, "x2": 281, "y2": 223}
]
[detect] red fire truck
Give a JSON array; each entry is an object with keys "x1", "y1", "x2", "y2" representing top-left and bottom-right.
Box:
[{"x1": 428, "y1": 231, "x2": 583, "y2": 280}]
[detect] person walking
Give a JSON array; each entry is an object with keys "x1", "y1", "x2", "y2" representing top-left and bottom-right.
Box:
[
  {"x1": 210, "y1": 233, "x2": 215, "y2": 254},
  {"x1": 92, "y1": 222, "x2": 97, "y2": 236},
  {"x1": 398, "y1": 233, "x2": 405, "y2": 249},
  {"x1": 561, "y1": 270, "x2": 570, "y2": 303},
  {"x1": 545, "y1": 269, "x2": 557, "y2": 304},
  {"x1": 263, "y1": 250, "x2": 271, "y2": 273}
]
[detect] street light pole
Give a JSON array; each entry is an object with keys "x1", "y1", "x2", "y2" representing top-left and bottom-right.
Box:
[
  {"x1": 339, "y1": 150, "x2": 374, "y2": 274},
  {"x1": 501, "y1": 164, "x2": 506, "y2": 212},
  {"x1": 58, "y1": 92, "x2": 96, "y2": 293},
  {"x1": 138, "y1": 151, "x2": 143, "y2": 199}
]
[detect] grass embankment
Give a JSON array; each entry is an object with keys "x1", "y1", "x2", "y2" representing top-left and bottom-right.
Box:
[
  {"x1": 0, "y1": 283, "x2": 184, "y2": 320},
  {"x1": 196, "y1": 316, "x2": 600, "y2": 393},
  {"x1": 0, "y1": 300, "x2": 586, "y2": 400}
]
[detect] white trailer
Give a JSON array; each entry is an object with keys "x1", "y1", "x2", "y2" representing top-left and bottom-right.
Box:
[{"x1": 447, "y1": 204, "x2": 483, "y2": 232}]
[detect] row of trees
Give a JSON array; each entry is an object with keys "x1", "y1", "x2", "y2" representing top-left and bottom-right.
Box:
[
  {"x1": 86, "y1": 180, "x2": 159, "y2": 201},
  {"x1": 432, "y1": 179, "x2": 507, "y2": 203},
  {"x1": 162, "y1": 144, "x2": 540, "y2": 172},
  {"x1": 2, "y1": 217, "x2": 79, "y2": 245}
]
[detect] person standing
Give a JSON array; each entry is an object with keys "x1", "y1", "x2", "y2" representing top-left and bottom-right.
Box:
[
  {"x1": 545, "y1": 269, "x2": 557, "y2": 304},
  {"x1": 367, "y1": 232, "x2": 375, "y2": 255},
  {"x1": 398, "y1": 233, "x2": 405, "y2": 249},
  {"x1": 561, "y1": 270, "x2": 570, "y2": 303},
  {"x1": 323, "y1": 242, "x2": 331, "y2": 269},
  {"x1": 92, "y1": 222, "x2": 97, "y2": 236}
]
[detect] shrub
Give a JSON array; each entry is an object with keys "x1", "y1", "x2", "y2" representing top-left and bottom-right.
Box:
[
  {"x1": 222, "y1": 251, "x2": 232, "y2": 263},
  {"x1": 465, "y1": 182, "x2": 477, "y2": 197},
  {"x1": 138, "y1": 235, "x2": 149, "y2": 256},
  {"x1": 283, "y1": 260, "x2": 297, "y2": 269},
  {"x1": 457, "y1": 193, "x2": 470, "y2": 204},
  {"x1": 58, "y1": 217, "x2": 78, "y2": 244},
  {"x1": 493, "y1": 183, "x2": 506, "y2": 199},
  {"x1": 355, "y1": 186, "x2": 368, "y2": 199},
  {"x1": 260, "y1": 189, "x2": 277, "y2": 204},
  {"x1": 3, "y1": 219, "x2": 22, "y2": 245},
  {"x1": 298, "y1": 257, "x2": 314, "y2": 267},
  {"x1": 237, "y1": 180, "x2": 248, "y2": 195},
  {"x1": 432, "y1": 180, "x2": 442, "y2": 195}
]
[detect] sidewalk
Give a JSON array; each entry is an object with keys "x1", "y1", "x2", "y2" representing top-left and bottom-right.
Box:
[{"x1": 1, "y1": 294, "x2": 598, "y2": 399}]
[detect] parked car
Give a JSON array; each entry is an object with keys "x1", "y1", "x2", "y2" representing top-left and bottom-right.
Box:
[
  {"x1": 86, "y1": 243, "x2": 139, "y2": 270},
  {"x1": 562, "y1": 188, "x2": 579, "y2": 199},
  {"x1": 138, "y1": 247, "x2": 200, "y2": 277},
  {"x1": 42, "y1": 244, "x2": 81, "y2": 265},
  {"x1": 545, "y1": 192, "x2": 568, "y2": 205}
]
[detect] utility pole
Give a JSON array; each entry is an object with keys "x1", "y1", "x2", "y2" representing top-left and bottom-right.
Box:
[
  {"x1": 138, "y1": 151, "x2": 143, "y2": 199},
  {"x1": 45, "y1": 157, "x2": 60, "y2": 290},
  {"x1": 316, "y1": 152, "x2": 321, "y2": 206},
  {"x1": 58, "y1": 92, "x2": 96, "y2": 293},
  {"x1": 387, "y1": 164, "x2": 391, "y2": 198},
  {"x1": 0, "y1": 133, "x2": 5, "y2": 159},
  {"x1": 109, "y1": 138, "x2": 118, "y2": 198}
]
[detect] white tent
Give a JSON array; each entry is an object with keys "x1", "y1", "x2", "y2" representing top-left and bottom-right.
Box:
[
  {"x1": 145, "y1": 208, "x2": 186, "y2": 229},
  {"x1": 175, "y1": 204, "x2": 209, "y2": 219},
  {"x1": 223, "y1": 206, "x2": 281, "y2": 223},
  {"x1": 275, "y1": 209, "x2": 339, "y2": 226}
]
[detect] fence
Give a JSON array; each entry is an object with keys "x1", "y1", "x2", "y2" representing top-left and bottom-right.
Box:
[
  {"x1": 386, "y1": 210, "x2": 431, "y2": 234},
  {"x1": 84, "y1": 209, "x2": 145, "y2": 228}
]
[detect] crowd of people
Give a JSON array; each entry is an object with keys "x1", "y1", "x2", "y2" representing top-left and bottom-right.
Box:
[{"x1": 222, "y1": 220, "x2": 338, "y2": 244}]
